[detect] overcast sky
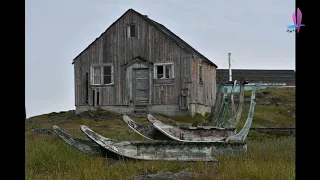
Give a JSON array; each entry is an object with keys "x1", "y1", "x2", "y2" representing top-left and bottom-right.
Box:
[{"x1": 26, "y1": 0, "x2": 295, "y2": 118}]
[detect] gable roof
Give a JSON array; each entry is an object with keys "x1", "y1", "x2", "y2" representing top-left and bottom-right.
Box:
[
  {"x1": 72, "y1": 9, "x2": 217, "y2": 68},
  {"x1": 216, "y1": 69, "x2": 295, "y2": 86}
]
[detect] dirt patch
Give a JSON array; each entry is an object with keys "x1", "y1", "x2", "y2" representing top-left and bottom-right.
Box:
[{"x1": 133, "y1": 170, "x2": 194, "y2": 180}]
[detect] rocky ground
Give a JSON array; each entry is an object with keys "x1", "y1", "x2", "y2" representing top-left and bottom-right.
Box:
[{"x1": 133, "y1": 169, "x2": 195, "y2": 180}]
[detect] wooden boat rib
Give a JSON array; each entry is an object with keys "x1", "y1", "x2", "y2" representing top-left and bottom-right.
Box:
[
  {"x1": 146, "y1": 89, "x2": 256, "y2": 142},
  {"x1": 217, "y1": 79, "x2": 246, "y2": 128},
  {"x1": 226, "y1": 89, "x2": 256, "y2": 143},
  {"x1": 81, "y1": 125, "x2": 247, "y2": 162},
  {"x1": 122, "y1": 115, "x2": 172, "y2": 141},
  {"x1": 52, "y1": 125, "x2": 106, "y2": 157}
]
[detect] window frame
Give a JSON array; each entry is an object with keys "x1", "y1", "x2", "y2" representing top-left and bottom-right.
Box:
[
  {"x1": 90, "y1": 63, "x2": 114, "y2": 86},
  {"x1": 126, "y1": 24, "x2": 137, "y2": 38},
  {"x1": 198, "y1": 64, "x2": 204, "y2": 85},
  {"x1": 153, "y1": 63, "x2": 174, "y2": 79}
]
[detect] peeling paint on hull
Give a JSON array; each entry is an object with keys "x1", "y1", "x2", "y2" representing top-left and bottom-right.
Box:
[
  {"x1": 81, "y1": 125, "x2": 247, "y2": 162},
  {"x1": 52, "y1": 125, "x2": 107, "y2": 157}
]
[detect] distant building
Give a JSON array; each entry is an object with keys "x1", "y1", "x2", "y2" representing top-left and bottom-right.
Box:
[{"x1": 216, "y1": 69, "x2": 295, "y2": 92}]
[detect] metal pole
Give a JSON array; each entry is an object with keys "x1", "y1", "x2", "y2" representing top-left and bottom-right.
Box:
[{"x1": 228, "y1": 53, "x2": 232, "y2": 82}]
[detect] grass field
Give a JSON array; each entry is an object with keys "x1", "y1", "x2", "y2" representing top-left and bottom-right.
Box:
[{"x1": 25, "y1": 88, "x2": 296, "y2": 180}]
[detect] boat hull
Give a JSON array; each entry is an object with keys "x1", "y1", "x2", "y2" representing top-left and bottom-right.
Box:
[
  {"x1": 52, "y1": 125, "x2": 107, "y2": 157},
  {"x1": 81, "y1": 125, "x2": 247, "y2": 162},
  {"x1": 147, "y1": 114, "x2": 236, "y2": 142}
]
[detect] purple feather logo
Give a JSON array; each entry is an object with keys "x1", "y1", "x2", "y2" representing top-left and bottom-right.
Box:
[{"x1": 286, "y1": 8, "x2": 305, "y2": 33}]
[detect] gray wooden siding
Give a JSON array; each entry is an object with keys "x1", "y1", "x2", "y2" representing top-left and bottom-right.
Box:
[
  {"x1": 74, "y1": 10, "x2": 215, "y2": 107},
  {"x1": 189, "y1": 58, "x2": 216, "y2": 106}
]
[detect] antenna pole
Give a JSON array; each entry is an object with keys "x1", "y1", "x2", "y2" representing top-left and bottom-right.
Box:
[{"x1": 228, "y1": 53, "x2": 232, "y2": 82}]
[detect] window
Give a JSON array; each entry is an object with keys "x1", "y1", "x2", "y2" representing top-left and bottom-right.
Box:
[
  {"x1": 154, "y1": 63, "x2": 174, "y2": 79},
  {"x1": 86, "y1": 73, "x2": 89, "y2": 104},
  {"x1": 126, "y1": 24, "x2": 136, "y2": 38},
  {"x1": 199, "y1": 64, "x2": 203, "y2": 85},
  {"x1": 91, "y1": 64, "x2": 113, "y2": 85}
]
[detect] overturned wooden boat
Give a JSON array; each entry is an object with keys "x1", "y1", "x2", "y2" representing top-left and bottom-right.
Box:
[
  {"x1": 52, "y1": 125, "x2": 107, "y2": 157},
  {"x1": 146, "y1": 90, "x2": 256, "y2": 142},
  {"x1": 80, "y1": 125, "x2": 248, "y2": 162}
]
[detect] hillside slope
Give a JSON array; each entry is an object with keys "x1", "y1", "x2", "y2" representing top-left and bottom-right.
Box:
[{"x1": 26, "y1": 87, "x2": 295, "y2": 128}]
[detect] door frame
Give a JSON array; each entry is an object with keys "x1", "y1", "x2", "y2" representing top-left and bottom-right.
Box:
[{"x1": 132, "y1": 68, "x2": 152, "y2": 105}]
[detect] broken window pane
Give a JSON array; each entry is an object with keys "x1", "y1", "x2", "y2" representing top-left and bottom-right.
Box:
[
  {"x1": 104, "y1": 75, "x2": 111, "y2": 84},
  {"x1": 165, "y1": 65, "x2": 172, "y2": 78},
  {"x1": 130, "y1": 25, "x2": 136, "y2": 37},
  {"x1": 104, "y1": 66, "x2": 111, "y2": 76},
  {"x1": 157, "y1": 66, "x2": 164, "y2": 79}
]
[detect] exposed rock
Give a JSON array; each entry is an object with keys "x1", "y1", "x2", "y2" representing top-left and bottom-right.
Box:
[
  {"x1": 285, "y1": 104, "x2": 295, "y2": 107},
  {"x1": 259, "y1": 101, "x2": 272, "y2": 105},
  {"x1": 31, "y1": 128, "x2": 55, "y2": 135},
  {"x1": 133, "y1": 170, "x2": 194, "y2": 180}
]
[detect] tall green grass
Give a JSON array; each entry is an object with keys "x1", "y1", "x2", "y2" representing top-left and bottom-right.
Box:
[
  {"x1": 26, "y1": 88, "x2": 295, "y2": 179},
  {"x1": 26, "y1": 116, "x2": 295, "y2": 180},
  {"x1": 26, "y1": 132, "x2": 295, "y2": 180}
]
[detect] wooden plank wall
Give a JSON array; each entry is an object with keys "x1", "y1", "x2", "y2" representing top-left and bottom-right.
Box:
[
  {"x1": 189, "y1": 58, "x2": 216, "y2": 106},
  {"x1": 74, "y1": 10, "x2": 194, "y2": 106}
]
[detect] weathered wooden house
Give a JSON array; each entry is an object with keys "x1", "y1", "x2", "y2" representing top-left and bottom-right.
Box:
[{"x1": 72, "y1": 9, "x2": 218, "y2": 116}]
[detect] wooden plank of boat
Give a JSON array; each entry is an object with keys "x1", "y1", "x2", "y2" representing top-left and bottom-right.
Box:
[
  {"x1": 81, "y1": 125, "x2": 247, "y2": 162},
  {"x1": 146, "y1": 114, "x2": 235, "y2": 142},
  {"x1": 52, "y1": 125, "x2": 106, "y2": 157},
  {"x1": 122, "y1": 115, "x2": 172, "y2": 141}
]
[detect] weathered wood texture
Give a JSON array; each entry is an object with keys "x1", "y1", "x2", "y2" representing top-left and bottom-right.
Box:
[
  {"x1": 189, "y1": 58, "x2": 216, "y2": 106},
  {"x1": 74, "y1": 9, "x2": 216, "y2": 107}
]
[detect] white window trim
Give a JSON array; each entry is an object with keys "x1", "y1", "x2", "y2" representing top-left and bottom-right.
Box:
[
  {"x1": 90, "y1": 63, "x2": 114, "y2": 86},
  {"x1": 198, "y1": 64, "x2": 204, "y2": 85},
  {"x1": 154, "y1": 63, "x2": 174, "y2": 79}
]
